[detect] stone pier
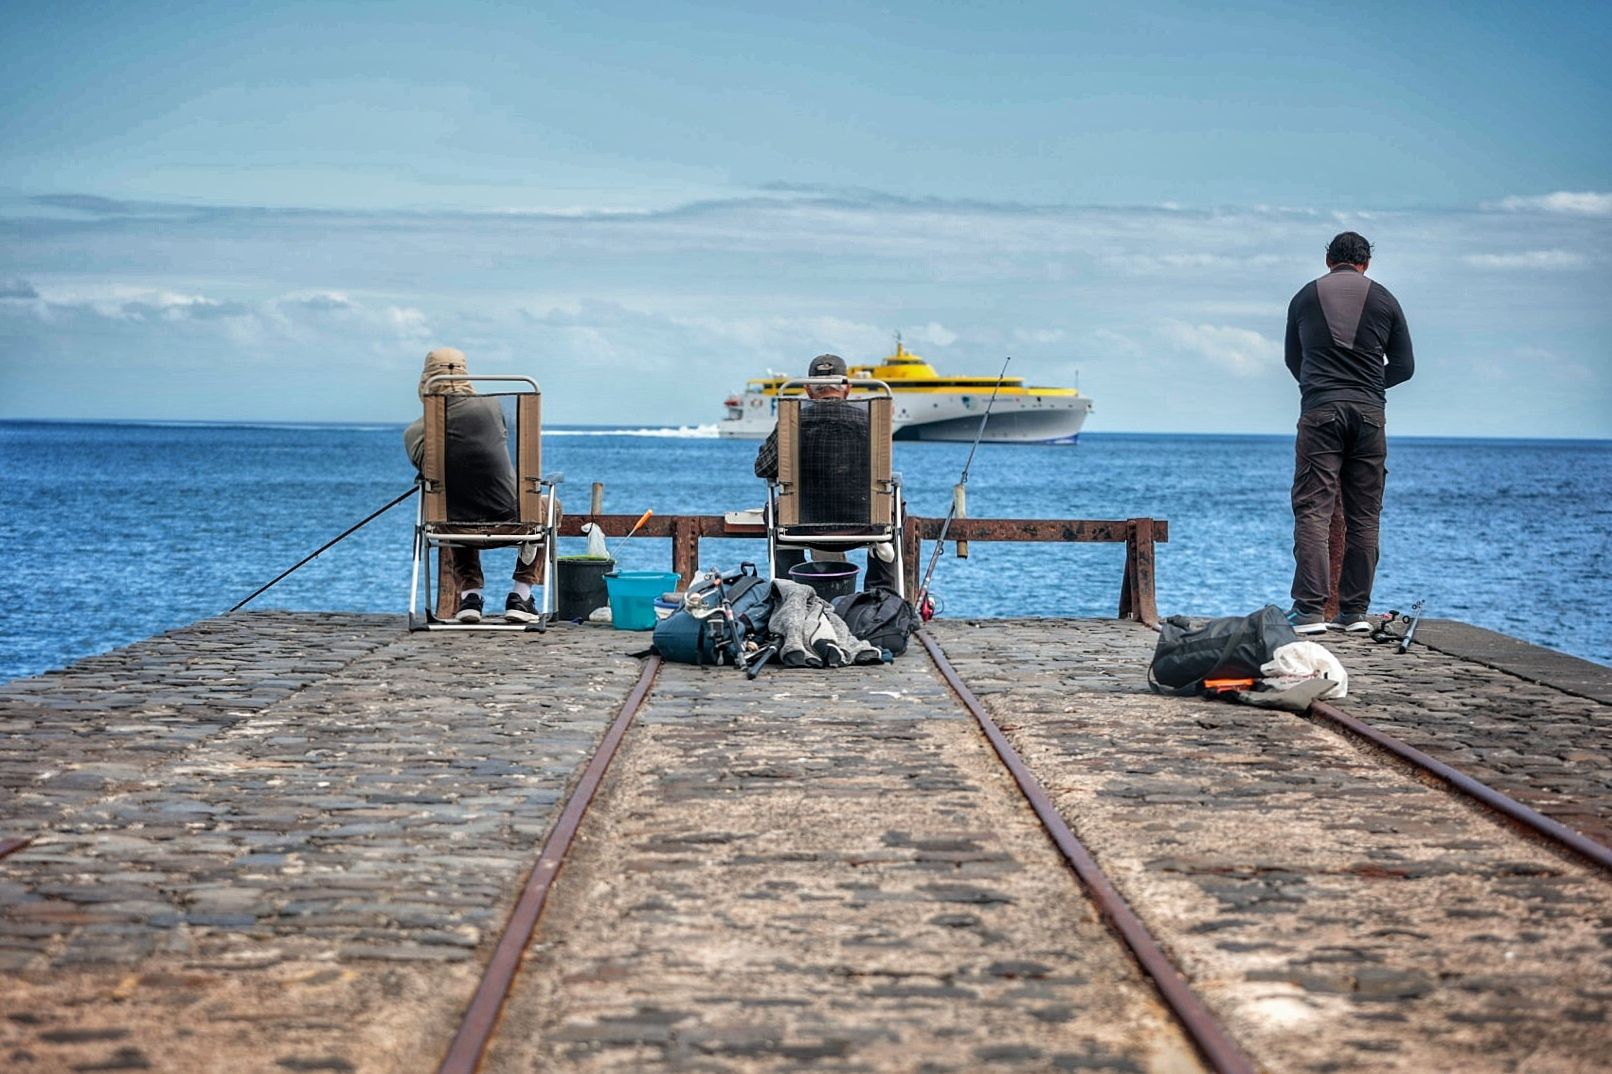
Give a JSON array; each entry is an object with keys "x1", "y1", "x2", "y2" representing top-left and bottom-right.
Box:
[{"x1": 1, "y1": 613, "x2": 1609, "y2": 1073}]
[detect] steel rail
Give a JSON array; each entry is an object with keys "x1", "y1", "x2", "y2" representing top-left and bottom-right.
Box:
[
  {"x1": 1139, "y1": 615, "x2": 1612, "y2": 873},
  {"x1": 436, "y1": 655, "x2": 662, "y2": 1074},
  {"x1": 0, "y1": 837, "x2": 30, "y2": 861},
  {"x1": 918, "y1": 630, "x2": 1258, "y2": 1074},
  {"x1": 1306, "y1": 699, "x2": 1612, "y2": 876}
]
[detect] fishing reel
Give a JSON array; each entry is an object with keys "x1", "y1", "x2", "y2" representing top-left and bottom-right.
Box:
[{"x1": 1369, "y1": 599, "x2": 1424, "y2": 653}]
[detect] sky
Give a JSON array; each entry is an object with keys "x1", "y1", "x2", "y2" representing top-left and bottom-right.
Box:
[{"x1": 2, "y1": 1, "x2": 1609, "y2": 436}]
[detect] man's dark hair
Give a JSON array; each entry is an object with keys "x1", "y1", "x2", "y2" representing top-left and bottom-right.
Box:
[{"x1": 1326, "y1": 231, "x2": 1373, "y2": 266}]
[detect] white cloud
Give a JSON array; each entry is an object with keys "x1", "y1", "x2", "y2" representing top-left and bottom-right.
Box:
[
  {"x1": 1461, "y1": 250, "x2": 1587, "y2": 270},
  {"x1": 1162, "y1": 322, "x2": 1281, "y2": 377},
  {"x1": 908, "y1": 322, "x2": 958, "y2": 347},
  {"x1": 4, "y1": 188, "x2": 1609, "y2": 433},
  {"x1": 1491, "y1": 191, "x2": 1612, "y2": 216},
  {"x1": 1013, "y1": 327, "x2": 1067, "y2": 345}
]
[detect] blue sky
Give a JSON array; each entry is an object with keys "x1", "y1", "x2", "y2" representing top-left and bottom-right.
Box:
[{"x1": 2, "y1": 1, "x2": 1608, "y2": 435}]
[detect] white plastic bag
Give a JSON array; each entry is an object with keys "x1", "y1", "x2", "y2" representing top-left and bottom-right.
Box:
[
  {"x1": 581, "y1": 521, "x2": 610, "y2": 559},
  {"x1": 1261, "y1": 641, "x2": 1348, "y2": 698}
]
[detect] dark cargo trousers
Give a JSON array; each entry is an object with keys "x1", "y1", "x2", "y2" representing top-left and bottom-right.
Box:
[{"x1": 1290, "y1": 402, "x2": 1388, "y2": 615}]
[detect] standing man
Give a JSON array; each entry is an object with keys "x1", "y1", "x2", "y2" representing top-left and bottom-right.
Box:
[{"x1": 1284, "y1": 232, "x2": 1415, "y2": 634}]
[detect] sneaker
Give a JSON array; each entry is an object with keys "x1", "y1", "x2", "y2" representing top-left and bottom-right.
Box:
[
  {"x1": 1285, "y1": 607, "x2": 1327, "y2": 635},
  {"x1": 504, "y1": 592, "x2": 540, "y2": 623},
  {"x1": 454, "y1": 592, "x2": 484, "y2": 624},
  {"x1": 1329, "y1": 611, "x2": 1375, "y2": 633}
]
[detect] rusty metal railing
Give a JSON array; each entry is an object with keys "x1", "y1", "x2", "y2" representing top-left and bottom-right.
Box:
[{"x1": 542, "y1": 513, "x2": 1167, "y2": 625}]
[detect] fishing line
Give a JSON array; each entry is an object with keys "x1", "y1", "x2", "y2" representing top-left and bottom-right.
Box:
[
  {"x1": 228, "y1": 486, "x2": 417, "y2": 613},
  {"x1": 915, "y1": 356, "x2": 1010, "y2": 616}
]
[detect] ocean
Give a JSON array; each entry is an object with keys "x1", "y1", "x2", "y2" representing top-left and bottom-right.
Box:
[{"x1": 1, "y1": 419, "x2": 1608, "y2": 682}]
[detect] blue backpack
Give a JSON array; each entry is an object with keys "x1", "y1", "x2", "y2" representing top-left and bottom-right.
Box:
[{"x1": 652, "y1": 564, "x2": 775, "y2": 666}]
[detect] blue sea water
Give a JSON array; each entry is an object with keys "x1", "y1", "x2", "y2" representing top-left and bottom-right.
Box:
[{"x1": 1, "y1": 419, "x2": 1608, "y2": 682}]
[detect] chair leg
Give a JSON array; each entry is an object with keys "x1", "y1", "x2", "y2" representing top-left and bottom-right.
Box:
[{"x1": 764, "y1": 497, "x2": 778, "y2": 583}]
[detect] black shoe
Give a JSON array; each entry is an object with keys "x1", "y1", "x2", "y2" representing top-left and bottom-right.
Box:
[
  {"x1": 1285, "y1": 606, "x2": 1327, "y2": 635},
  {"x1": 455, "y1": 592, "x2": 484, "y2": 623},
  {"x1": 1329, "y1": 611, "x2": 1375, "y2": 633},
  {"x1": 504, "y1": 592, "x2": 540, "y2": 623}
]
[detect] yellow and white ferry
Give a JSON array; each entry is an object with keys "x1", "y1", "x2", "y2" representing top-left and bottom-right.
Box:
[{"x1": 718, "y1": 340, "x2": 1092, "y2": 443}]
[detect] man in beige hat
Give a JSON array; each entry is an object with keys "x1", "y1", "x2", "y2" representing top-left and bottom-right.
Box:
[{"x1": 404, "y1": 347, "x2": 543, "y2": 622}]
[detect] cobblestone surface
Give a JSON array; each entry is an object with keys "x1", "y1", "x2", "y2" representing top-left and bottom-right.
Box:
[
  {"x1": 7, "y1": 611, "x2": 1610, "y2": 1073},
  {"x1": 927, "y1": 618, "x2": 1612, "y2": 1074},
  {"x1": 1, "y1": 613, "x2": 396, "y2": 831},
  {"x1": 1, "y1": 614, "x2": 644, "y2": 1074},
  {"x1": 486, "y1": 655, "x2": 1206, "y2": 1074},
  {"x1": 1312, "y1": 626, "x2": 1612, "y2": 848}
]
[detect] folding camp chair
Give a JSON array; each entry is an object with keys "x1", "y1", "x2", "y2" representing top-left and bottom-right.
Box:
[
  {"x1": 408, "y1": 374, "x2": 561, "y2": 631},
  {"x1": 763, "y1": 376, "x2": 906, "y2": 598}
]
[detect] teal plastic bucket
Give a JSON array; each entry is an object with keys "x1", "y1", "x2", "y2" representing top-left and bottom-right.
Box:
[{"x1": 604, "y1": 571, "x2": 680, "y2": 630}]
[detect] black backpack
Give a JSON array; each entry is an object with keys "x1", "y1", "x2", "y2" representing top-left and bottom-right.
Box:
[
  {"x1": 1148, "y1": 605, "x2": 1299, "y2": 694},
  {"x1": 831, "y1": 586, "x2": 918, "y2": 658}
]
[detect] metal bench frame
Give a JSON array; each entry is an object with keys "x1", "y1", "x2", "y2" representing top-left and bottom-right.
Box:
[
  {"x1": 408, "y1": 374, "x2": 560, "y2": 631},
  {"x1": 764, "y1": 377, "x2": 906, "y2": 598}
]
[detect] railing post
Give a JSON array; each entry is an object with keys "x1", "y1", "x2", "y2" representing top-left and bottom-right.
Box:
[
  {"x1": 435, "y1": 547, "x2": 460, "y2": 620},
  {"x1": 903, "y1": 521, "x2": 922, "y2": 598},
  {"x1": 671, "y1": 517, "x2": 700, "y2": 587},
  {"x1": 952, "y1": 484, "x2": 968, "y2": 558},
  {"x1": 1326, "y1": 492, "x2": 1344, "y2": 620},
  {"x1": 590, "y1": 482, "x2": 605, "y2": 516},
  {"x1": 1120, "y1": 518, "x2": 1158, "y2": 627}
]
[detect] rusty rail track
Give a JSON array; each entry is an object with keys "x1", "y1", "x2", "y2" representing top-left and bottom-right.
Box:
[
  {"x1": 918, "y1": 630, "x2": 1259, "y2": 1074},
  {"x1": 1304, "y1": 699, "x2": 1612, "y2": 876},
  {"x1": 436, "y1": 655, "x2": 663, "y2": 1074},
  {"x1": 0, "y1": 837, "x2": 30, "y2": 861},
  {"x1": 1137, "y1": 615, "x2": 1612, "y2": 876}
]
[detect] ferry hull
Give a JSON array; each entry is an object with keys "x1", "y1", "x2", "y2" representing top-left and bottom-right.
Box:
[
  {"x1": 719, "y1": 396, "x2": 1090, "y2": 444},
  {"x1": 897, "y1": 402, "x2": 1089, "y2": 444},
  {"x1": 717, "y1": 341, "x2": 1092, "y2": 444}
]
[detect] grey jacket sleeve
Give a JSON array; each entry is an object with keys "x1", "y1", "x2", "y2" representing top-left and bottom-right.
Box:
[{"x1": 403, "y1": 417, "x2": 425, "y2": 470}]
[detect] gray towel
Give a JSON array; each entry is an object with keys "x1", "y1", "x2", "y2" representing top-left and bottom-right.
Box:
[{"x1": 768, "y1": 579, "x2": 882, "y2": 668}]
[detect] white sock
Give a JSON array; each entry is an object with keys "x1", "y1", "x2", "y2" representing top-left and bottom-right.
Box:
[
  {"x1": 513, "y1": 582, "x2": 533, "y2": 599},
  {"x1": 461, "y1": 587, "x2": 484, "y2": 599}
]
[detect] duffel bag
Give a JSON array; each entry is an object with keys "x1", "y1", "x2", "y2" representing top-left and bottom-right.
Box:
[
  {"x1": 1148, "y1": 604, "x2": 1298, "y2": 694},
  {"x1": 831, "y1": 586, "x2": 917, "y2": 657}
]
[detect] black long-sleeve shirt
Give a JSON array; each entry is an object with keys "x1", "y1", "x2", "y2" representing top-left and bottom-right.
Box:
[{"x1": 1285, "y1": 265, "x2": 1414, "y2": 412}]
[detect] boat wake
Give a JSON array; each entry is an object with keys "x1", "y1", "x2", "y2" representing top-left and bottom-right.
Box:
[{"x1": 547, "y1": 424, "x2": 722, "y2": 439}]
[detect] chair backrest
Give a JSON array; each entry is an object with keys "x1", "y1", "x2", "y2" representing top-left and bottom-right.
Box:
[
  {"x1": 420, "y1": 376, "x2": 542, "y2": 527},
  {"x1": 775, "y1": 380, "x2": 893, "y2": 528}
]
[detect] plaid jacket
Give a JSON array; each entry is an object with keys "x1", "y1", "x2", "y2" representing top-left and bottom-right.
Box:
[{"x1": 754, "y1": 400, "x2": 871, "y2": 521}]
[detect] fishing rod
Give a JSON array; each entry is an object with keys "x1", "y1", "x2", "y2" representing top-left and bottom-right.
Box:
[
  {"x1": 606, "y1": 509, "x2": 654, "y2": 562},
  {"x1": 229, "y1": 486, "x2": 417, "y2": 613},
  {"x1": 915, "y1": 356, "x2": 1010, "y2": 620}
]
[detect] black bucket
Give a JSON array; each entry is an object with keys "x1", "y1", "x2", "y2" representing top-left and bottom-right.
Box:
[
  {"x1": 788, "y1": 560, "x2": 859, "y2": 601},
  {"x1": 557, "y1": 557, "x2": 615, "y2": 620}
]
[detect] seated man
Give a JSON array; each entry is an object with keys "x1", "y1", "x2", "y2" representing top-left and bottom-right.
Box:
[
  {"x1": 403, "y1": 347, "x2": 542, "y2": 623},
  {"x1": 753, "y1": 352, "x2": 897, "y2": 592}
]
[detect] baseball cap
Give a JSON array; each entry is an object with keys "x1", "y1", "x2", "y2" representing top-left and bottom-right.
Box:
[{"x1": 807, "y1": 353, "x2": 847, "y2": 377}]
